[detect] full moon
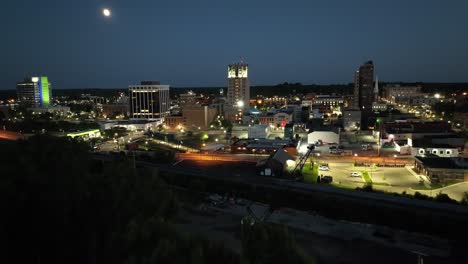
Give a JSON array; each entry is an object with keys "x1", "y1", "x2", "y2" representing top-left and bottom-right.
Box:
[{"x1": 102, "y1": 8, "x2": 111, "y2": 17}]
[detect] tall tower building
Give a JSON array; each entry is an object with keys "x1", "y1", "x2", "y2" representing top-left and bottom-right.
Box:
[
  {"x1": 353, "y1": 70, "x2": 360, "y2": 109},
  {"x1": 17, "y1": 76, "x2": 52, "y2": 107},
  {"x1": 129, "y1": 81, "x2": 169, "y2": 119},
  {"x1": 227, "y1": 62, "x2": 249, "y2": 111},
  {"x1": 373, "y1": 76, "x2": 379, "y2": 103},
  {"x1": 353, "y1": 61, "x2": 374, "y2": 111}
]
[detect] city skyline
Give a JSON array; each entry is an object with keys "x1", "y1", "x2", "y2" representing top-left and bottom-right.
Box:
[{"x1": 1, "y1": 0, "x2": 468, "y2": 89}]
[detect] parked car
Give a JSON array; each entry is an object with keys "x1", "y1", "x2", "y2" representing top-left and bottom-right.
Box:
[
  {"x1": 321, "y1": 175, "x2": 333, "y2": 183},
  {"x1": 350, "y1": 172, "x2": 362, "y2": 177},
  {"x1": 319, "y1": 165, "x2": 329, "y2": 171},
  {"x1": 361, "y1": 144, "x2": 371, "y2": 151},
  {"x1": 330, "y1": 148, "x2": 344, "y2": 154}
]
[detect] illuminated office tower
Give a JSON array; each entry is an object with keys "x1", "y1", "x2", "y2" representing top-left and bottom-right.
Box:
[
  {"x1": 129, "y1": 81, "x2": 170, "y2": 119},
  {"x1": 227, "y1": 62, "x2": 250, "y2": 110},
  {"x1": 16, "y1": 76, "x2": 51, "y2": 107}
]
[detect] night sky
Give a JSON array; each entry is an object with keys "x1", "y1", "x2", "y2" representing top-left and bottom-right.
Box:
[{"x1": 1, "y1": 0, "x2": 468, "y2": 89}]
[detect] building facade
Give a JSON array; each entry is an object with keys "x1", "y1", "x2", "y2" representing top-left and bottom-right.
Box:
[
  {"x1": 129, "y1": 81, "x2": 169, "y2": 119},
  {"x1": 17, "y1": 76, "x2": 51, "y2": 107},
  {"x1": 181, "y1": 105, "x2": 218, "y2": 129},
  {"x1": 414, "y1": 157, "x2": 468, "y2": 183},
  {"x1": 343, "y1": 109, "x2": 361, "y2": 131},
  {"x1": 353, "y1": 61, "x2": 374, "y2": 111},
  {"x1": 383, "y1": 85, "x2": 422, "y2": 102},
  {"x1": 227, "y1": 62, "x2": 250, "y2": 111}
]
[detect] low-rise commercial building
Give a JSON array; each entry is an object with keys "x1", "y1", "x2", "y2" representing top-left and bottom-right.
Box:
[
  {"x1": 414, "y1": 157, "x2": 468, "y2": 183},
  {"x1": 164, "y1": 115, "x2": 186, "y2": 129},
  {"x1": 343, "y1": 109, "x2": 361, "y2": 131},
  {"x1": 67, "y1": 129, "x2": 101, "y2": 139},
  {"x1": 256, "y1": 149, "x2": 296, "y2": 177},
  {"x1": 102, "y1": 104, "x2": 129, "y2": 118},
  {"x1": 382, "y1": 121, "x2": 452, "y2": 142},
  {"x1": 383, "y1": 85, "x2": 422, "y2": 102},
  {"x1": 372, "y1": 102, "x2": 388, "y2": 112},
  {"x1": 182, "y1": 105, "x2": 218, "y2": 130},
  {"x1": 248, "y1": 124, "x2": 271, "y2": 139},
  {"x1": 307, "y1": 130, "x2": 339, "y2": 145},
  {"x1": 100, "y1": 120, "x2": 162, "y2": 131},
  {"x1": 28, "y1": 106, "x2": 70, "y2": 114}
]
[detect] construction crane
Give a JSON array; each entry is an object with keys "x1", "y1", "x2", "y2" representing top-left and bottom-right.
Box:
[{"x1": 291, "y1": 144, "x2": 315, "y2": 181}]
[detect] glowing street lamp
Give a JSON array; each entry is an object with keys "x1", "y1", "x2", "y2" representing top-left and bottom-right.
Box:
[{"x1": 236, "y1": 100, "x2": 244, "y2": 108}]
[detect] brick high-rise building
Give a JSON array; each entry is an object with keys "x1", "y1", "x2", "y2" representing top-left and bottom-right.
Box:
[{"x1": 353, "y1": 61, "x2": 374, "y2": 111}]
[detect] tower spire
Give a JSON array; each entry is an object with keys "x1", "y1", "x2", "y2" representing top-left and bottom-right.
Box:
[{"x1": 374, "y1": 75, "x2": 379, "y2": 102}]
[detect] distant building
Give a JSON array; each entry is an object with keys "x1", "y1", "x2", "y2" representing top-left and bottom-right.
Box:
[
  {"x1": 100, "y1": 119, "x2": 162, "y2": 132},
  {"x1": 17, "y1": 76, "x2": 52, "y2": 107},
  {"x1": 102, "y1": 103, "x2": 129, "y2": 118},
  {"x1": 313, "y1": 95, "x2": 344, "y2": 107},
  {"x1": 307, "y1": 131, "x2": 339, "y2": 145},
  {"x1": 248, "y1": 124, "x2": 271, "y2": 139},
  {"x1": 28, "y1": 106, "x2": 70, "y2": 114},
  {"x1": 273, "y1": 112, "x2": 292, "y2": 127},
  {"x1": 353, "y1": 61, "x2": 374, "y2": 111},
  {"x1": 128, "y1": 81, "x2": 169, "y2": 120},
  {"x1": 181, "y1": 105, "x2": 217, "y2": 129},
  {"x1": 67, "y1": 129, "x2": 101, "y2": 140},
  {"x1": 227, "y1": 62, "x2": 249, "y2": 109},
  {"x1": 383, "y1": 85, "x2": 422, "y2": 102},
  {"x1": 227, "y1": 62, "x2": 249, "y2": 123},
  {"x1": 258, "y1": 115, "x2": 274, "y2": 125},
  {"x1": 382, "y1": 121, "x2": 453, "y2": 142},
  {"x1": 414, "y1": 157, "x2": 468, "y2": 183},
  {"x1": 256, "y1": 149, "x2": 296, "y2": 177},
  {"x1": 164, "y1": 115, "x2": 186, "y2": 129},
  {"x1": 373, "y1": 76, "x2": 379, "y2": 103},
  {"x1": 343, "y1": 109, "x2": 361, "y2": 131},
  {"x1": 372, "y1": 102, "x2": 388, "y2": 112},
  {"x1": 179, "y1": 90, "x2": 198, "y2": 108}
]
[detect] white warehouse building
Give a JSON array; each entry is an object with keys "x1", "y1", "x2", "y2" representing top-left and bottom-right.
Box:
[{"x1": 307, "y1": 131, "x2": 339, "y2": 145}]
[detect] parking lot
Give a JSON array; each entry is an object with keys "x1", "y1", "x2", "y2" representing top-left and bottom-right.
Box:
[{"x1": 316, "y1": 162, "x2": 422, "y2": 193}]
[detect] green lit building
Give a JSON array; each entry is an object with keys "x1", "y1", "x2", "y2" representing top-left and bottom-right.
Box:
[{"x1": 17, "y1": 76, "x2": 52, "y2": 107}]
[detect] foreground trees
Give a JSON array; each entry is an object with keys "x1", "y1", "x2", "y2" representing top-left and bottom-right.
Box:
[{"x1": 0, "y1": 135, "x2": 312, "y2": 264}]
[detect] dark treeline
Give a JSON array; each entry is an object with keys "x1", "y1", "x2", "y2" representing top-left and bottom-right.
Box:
[
  {"x1": 251, "y1": 83, "x2": 354, "y2": 97},
  {"x1": 0, "y1": 135, "x2": 314, "y2": 264},
  {"x1": 1, "y1": 82, "x2": 466, "y2": 101}
]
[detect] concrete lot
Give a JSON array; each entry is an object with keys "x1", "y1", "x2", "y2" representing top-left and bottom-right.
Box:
[
  {"x1": 306, "y1": 162, "x2": 423, "y2": 194},
  {"x1": 173, "y1": 158, "x2": 468, "y2": 201}
]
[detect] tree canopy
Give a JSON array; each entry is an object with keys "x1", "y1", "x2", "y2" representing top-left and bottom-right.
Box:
[{"x1": 0, "y1": 135, "x2": 314, "y2": 264}]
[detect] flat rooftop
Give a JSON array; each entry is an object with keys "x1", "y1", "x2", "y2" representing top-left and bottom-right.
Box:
[{"x1": 415, "y1": 157, "x2": 468, "y2": 169}]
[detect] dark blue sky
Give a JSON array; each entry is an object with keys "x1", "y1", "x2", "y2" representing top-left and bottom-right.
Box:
[{"x1": 1, "y1": 0, "x2": 467, "y2": 89}]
